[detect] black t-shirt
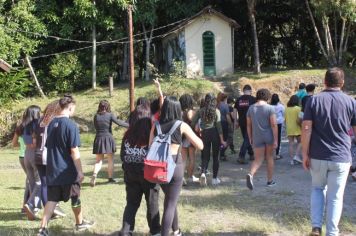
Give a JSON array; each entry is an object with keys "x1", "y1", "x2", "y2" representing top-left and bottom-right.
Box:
[
  {"x1": 234, "y1": 95, "x2": 256, "y2": 127},
  {"x1": 301, "y1": 95, "x2": 312, "y2": 112},
  {"x1": 120, "y1": 139, "x2": 148, "y2": 174},
  {"x1": 303, "y1": 90, "x2": 356, "y2": 163},
  {"x1": 46, "y1": 117, "x2": 81, "y2": 186}
]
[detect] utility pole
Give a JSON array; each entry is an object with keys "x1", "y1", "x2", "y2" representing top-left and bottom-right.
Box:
[
  {"x1": 92, "y1": 0, "x2": 97, "y2": 90},
  {"x1": 128, "y1": 5, "x2": 135, "y2": 112}
]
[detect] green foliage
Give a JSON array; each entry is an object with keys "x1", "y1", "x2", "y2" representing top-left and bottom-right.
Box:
[
  {"x1": 0, "y1": 69, "x2": 32, "y2": 107},
  {"x1": 49, "y1": 54, "x2": 85, "y2": 92}
]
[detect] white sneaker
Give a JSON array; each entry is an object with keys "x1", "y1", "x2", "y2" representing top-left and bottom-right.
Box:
[
  {"x1": 189, "y1": 175, "x2": 199, "y2": 183},
  {"x1": 200, "y1": 173, "x2": 207, "y2": 187},
  {"x1": 212, "y1": 178, "x2": 221, "y2": 186},
  {"x1": 293, "y1": 155, "x2": 302, "y2": 164},
  {"x1": 290, "y1": 160, "x2": 295, "y2": 165}
]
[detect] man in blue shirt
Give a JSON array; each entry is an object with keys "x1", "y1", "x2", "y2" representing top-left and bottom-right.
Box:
[
  {"x1": 37, "y1": 95, "x2": 94, "y2": 236},
  {"x1": 302, "y1": 68, "x2": 356, "y2": 236}
]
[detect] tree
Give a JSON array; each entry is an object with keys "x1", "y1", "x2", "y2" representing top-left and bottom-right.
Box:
[
  {"x1": 305, "y1": 0, "x2": 356, "y2": 66},
  {"x1": 247, "y1": 0, "x2": 261, "y2": 74}
]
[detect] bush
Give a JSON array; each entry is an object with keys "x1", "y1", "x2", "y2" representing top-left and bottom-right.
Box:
[{"x1": 0, "y1": 69, "x2": 31, "y2": 108}]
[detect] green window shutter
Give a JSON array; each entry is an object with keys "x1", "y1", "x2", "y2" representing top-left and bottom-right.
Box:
[{"x1": 202, "y1": 31, "x2": 216, "y2": 76}]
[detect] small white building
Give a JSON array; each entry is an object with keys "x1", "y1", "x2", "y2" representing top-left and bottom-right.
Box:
[{"x1": 161, "y1": 6, "x2": 240, "y2": 78}]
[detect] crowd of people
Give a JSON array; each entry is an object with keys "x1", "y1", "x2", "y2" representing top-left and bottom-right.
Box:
[{"x1": 11, "y1": 67, "x2": 356, "y2": 236}]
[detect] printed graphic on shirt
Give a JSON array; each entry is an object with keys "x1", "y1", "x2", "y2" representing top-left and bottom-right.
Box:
[
  {"x1": 239, "y1": 100, "x2": 250, "y2": 107},
  {"x1": 123, "y1": 140, "x2": 147, "y2": 163}
]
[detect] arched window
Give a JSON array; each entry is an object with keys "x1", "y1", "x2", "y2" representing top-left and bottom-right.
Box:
[{"x1": 202, "y1": 31, "x2": 216, "y2": 76}]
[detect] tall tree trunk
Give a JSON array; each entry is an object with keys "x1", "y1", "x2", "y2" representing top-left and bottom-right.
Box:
[
  {"x1": 343, "y1": 21, "x2": 351, "y2": 52},
  {"x1": 25, "y1": 56, "x2": 46, "y2": 98},
  {"x1": 247, "y1": 0, "x2": 261, "y2": 74},
  {"x1": 338, "y1": 18, "x2": 346, "y2": 65},
  {"x1": 305, "y1": 0, "x2": 331, "y2": 65},
  {"x1": 333, "y1": 11, "x2": 338, "y2": 59},
  {"x1": 143, "y1": 23, "x2": 154, "y2": 81},
  {"x1": 325, "y1": 20, "x2": 337, "y2": 65}
]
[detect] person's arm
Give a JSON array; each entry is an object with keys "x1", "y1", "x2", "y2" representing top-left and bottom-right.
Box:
[
  {"x1": 153, "y1": 78, "x2": 164, "y2": 108},
  {"x1": 187, "y1": 109, "x2": 195, "y2": 123},
  {"x1": 247, "y1": 116, "x2": 253, "y2": 146},
  {"x1": 190, "y1": 109, "x2": 200, "y2": 128},
  {"x1": 111, "y1": 113, "x2": 129, "y2": 128},
  {"x1": 270, "y1": 114, "x2": 278, "y2": 148},
  {"x1": 181, "y1": 122, "x2": 203, "y2": 150},
  {"x1": 301, "y1": 120, "x2": 312, "y2": 170},
  {"x1": 71, "y1": 147, "x2": 84, "y2": 183},
  {"x1": 12, "y1": 132, "x2": 19, "y2": 147},
  {"x1": 149, "y1": 123, "x2": 156, "y2": 146},
  {"x1": 214, "y1": 110, "x2": 226, "y2": 146}
]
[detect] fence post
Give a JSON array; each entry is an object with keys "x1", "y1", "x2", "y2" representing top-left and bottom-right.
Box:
[{"x1": 109, "y1": 75, "x2": 114, "y2": 97}]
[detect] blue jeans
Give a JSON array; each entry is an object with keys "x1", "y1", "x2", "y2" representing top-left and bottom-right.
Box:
[
  {"x1": 238, "y1": 126, "x2": 253, "y2": 158},
  {"x1": 310, "y1": 159, "x2": 350, "y2": 236}
]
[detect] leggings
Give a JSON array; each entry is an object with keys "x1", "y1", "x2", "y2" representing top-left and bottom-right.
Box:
[
  {"x1": 220, "y1": 121, "x2": 229, "y2": 157},
  {"x1": 19, "y1": 157, "x2": 30, "y2": 205},
  {"x1": 36, "y1": 164, "x2": 47, "y2": 206},
  {"x1": 160, "y1": 154, "x2": 184, "y2": 236},
  {"x1": 24, "y1": 148, "x2": 41, "y2": 209},
  {"x1": 201, "y1": 127, "x2": 220, "y2": 178},
  {"x1": 276, "y1": 124, "x2": 282, "y2": 155}
]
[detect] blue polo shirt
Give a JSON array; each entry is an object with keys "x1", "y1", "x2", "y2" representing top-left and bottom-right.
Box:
[
  {"x1": 303, "y1": 90, "x2": 356, "y2": 163},
  {"x1": 46, "y1": 117, "x2": 81, "y2": 186}
]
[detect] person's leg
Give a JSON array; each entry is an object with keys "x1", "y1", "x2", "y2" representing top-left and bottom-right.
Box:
[
  {"x1": 325, "y1": 161, "x2": 350, "y2": 236},
  {"x1": 265, "y1": 145, "x2": 275, "y2": 182},
  {"x1": 211, "y1": 128, "x2": 220, "y2": 179},
  {"x1": 90, "y1": 154, "x2": 103, "y2": 187},
  {"x1": 249, "y1": 147, "x2": 265, "y2": 176},
  {"x1": 19, "y1": 158, "x2": 30, "y2": 206},
  {"x1": 24, "y1": 149, "x2": 41, "y2": 210},
  {"x1": 276, "y1": 124, "x2": 282, "y2": 156},
  {"x1": 144, "y1": 181, "x2": 160, "y2": 235},
  {"x1": 201, "y1": 130, "x2": 212, "y2": 175},
  {"x1": 295, "y1": 136, "x2": 302, "y2": 156},
  {"x1": 121, "y1": 172, "x2": 143, "y2": 235},
  {"x1": 187, "y1": 146, "x2": 196, "y2": 178},
  {"x1": 160, "y1": 160, "x2": 184, "y2": 236},
  {"x1": 72, "y1": 197, "x2": 83, "y2": 225},
  {"x1": 106, "y1": 153, "x2": 114, "y2": 179},
  {"x1": 310, "y1": 159, "x2": 328, "y2": 230},
  {"x1": 220, "y1": 121, "x2": 228, "y2": 158},
  {"x1": 36, "y1": 165, "x2": 48, "y2": 206},
  {"x1": 288, "y1": 136, "x2": 295, "y2": 160},
  {"x1": 239, "y1": 126, "x2": 248, "y2": 159},
  {"x1": 40, "y1": 201, "x2": 57, "y2": 228}
]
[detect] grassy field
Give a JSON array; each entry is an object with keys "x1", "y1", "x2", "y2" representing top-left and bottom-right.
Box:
[{"x1": 1, "y1": 70, "x2": 356, "y2": 235}]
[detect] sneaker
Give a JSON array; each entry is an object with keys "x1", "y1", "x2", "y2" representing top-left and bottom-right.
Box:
[
  {"x1": 24, "y1": 203, "x2": 36, "y2": 221},
  {"x1": 290, "y1": 160, "x2": 295, "y2": 165},
  {"x1": 309, "y1": 227, "x2": 321, "y2": 236},
  {"x1": 173, "y1": 229, "x2": 182, "y2": 236},
  {"x1": 37, "y1": 228, "x2": 49, "y2": 236},
  {"x1": 188, "y1": 175, "x2": 199, "y2": 183},
  {"x1": 246, "y1": 174, "x2": 254, "y2": 190},
  {"x1": 21, "y1": 207, "x2": 26, "y2": 215},
  {"x1": 90, "y1": 175, "x2": 96, "y2": 187},
  {"x1": 53, "y1": 206, "x2": 66, "y2": 218},
  {"x1": 75, "y1": 219, "x2": 95, "y2": 231},
  {"x1": 293, "y1": 155, "x2": 303, "y2": 164},
  {"x1": 108, "y1": 178, "x2": 118, "y2": 183},
  {"x1": 267, "y1": 180, "x2": 276, "y2": 187},
  {"x1": 237, "y1": 157, "x2": 246, "y2": 164},
  {"x1": 212, "y1": 178, "x2": 221, "y2": 186},
  {"x1": 275, "y1": 154, "x2": 283, "y2": 160},
  {"x1": 182, "y1": 178, "x2": 187, "y2": 186},
  {"x1": 200, "y1": 173, "x2": 207, "y2": 187}
]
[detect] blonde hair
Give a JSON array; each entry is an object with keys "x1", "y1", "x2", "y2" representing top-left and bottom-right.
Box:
[{"x1": 40, "y1": 100, "x2": 61, "y2": 127}]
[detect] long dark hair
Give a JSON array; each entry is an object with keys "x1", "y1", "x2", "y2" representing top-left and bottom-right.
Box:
[
  {"x1": 19, "y1": 105, "x2": 41, "y2": 135},
  {"x1": 287, "y1": 95, "x2": 299, "y2": 107},
  {"x1": 124, "y1": 105, "x2": 152, "y2": 146},
  {"x1": 201, "y1": 93, "x2": 217, "y2": 123},
  {"x1": 97, "y1": 100, "x2": 111, "y2": 114},
  {"x1": 159, "y1": 96, "x2": 182, "y2": 123},
  {"x1": 59, "y1": 94, "x2": 75, "y2": 109},
  {"x1": 270, "y1": 94, "x2": 280, "y2": 105}
]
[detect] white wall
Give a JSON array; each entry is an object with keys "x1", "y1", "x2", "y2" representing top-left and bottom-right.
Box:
[{"x1": 185, "y1": 14, "x2": 233, "y2": 78}]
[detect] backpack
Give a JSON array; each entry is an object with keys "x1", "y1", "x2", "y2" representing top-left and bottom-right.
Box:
[
  {"x1": 34, "y1": 122, "x2": 48, "y2": 165},
  {"x1": 144, "y1": 120, "x2": 182, "y2": 184}
]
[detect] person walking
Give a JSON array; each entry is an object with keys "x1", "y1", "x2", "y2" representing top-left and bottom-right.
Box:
[
  {"x1": 295, "y1": 82, "x2": 307, "y2": 101},
  {"x1": 119, "y1": 105, "x2": 161, "y2": 236},
  {"x1": 234, "y1": 85, "x2": 256, "y2": 164},
  {"x1": 270, "y1": 94, "x2": 285, "y2": 160},
  {"x1": 179, "y1": 94, "x2": 199, "y2": 183},
  {"x1": 302, "y1": 67, "x2": 356, "y2": 236},
  {"x1": 150, "y1": 96, "x2": 203, "y2": 236},
  {"x1": 90, "y1": 100, "x2": 128, "y2": 187},
  {"x1": 227, "y1": 96, "x2": 236, "y2": 154},
  {"x1": 246, "y1": 89, "x2": 278, "y2": 190},
  {"x1": 191, "y1": 93, "x2": 226, "y2": 186},
  {"x1": 37, "y1": 95, "x2": 94, "y2": 236},
  {"x1": 21, "y1": 105, "x2": 42, "y2": 220},
  {"x1": 217, "y1": 92, "x2": 231, "y2": 161},
  {"x1": 285, "y1": 95, "x2": 302, "y2": 165}
]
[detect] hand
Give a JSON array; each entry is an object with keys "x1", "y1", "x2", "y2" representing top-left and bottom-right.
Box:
[
  {"x1": 302, "y1": 154, "x2": 310, "y2": 171},
  {"x1": 221, "y1": 141, "x2": 227, "y2": 148},
  {"x1": 77, "y1": 172, "x2": 84, "y2": 183},
  {"x1": 273, "y1": 141, "x2": 278, "y2": 149},
  {"x1": 153, "y1": 78, "x2": 161, "y2": 88}
]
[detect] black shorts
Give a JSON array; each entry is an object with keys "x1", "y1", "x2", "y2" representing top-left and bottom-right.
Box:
[{"x1": 48, "y1": 183, "x2": 81, "y2": 203}]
